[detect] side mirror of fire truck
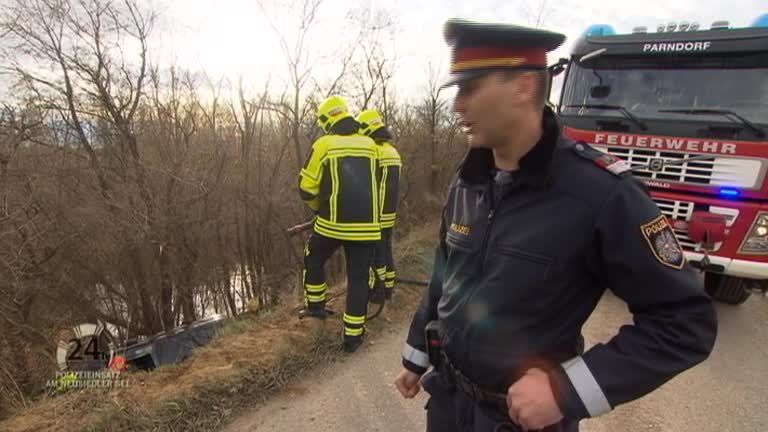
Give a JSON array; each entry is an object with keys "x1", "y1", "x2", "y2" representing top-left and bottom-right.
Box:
[
  {"x1": 548, "y1": 58, "x2": 569, "y2": 77},
  {"x1": 547, "y1": 58, "x2": 570, "y2": 106}
]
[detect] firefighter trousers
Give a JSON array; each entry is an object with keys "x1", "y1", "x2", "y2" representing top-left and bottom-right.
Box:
[
  {"x1": 421, "y1": 370, "x2": 579, "y2": 432},
  {"x1": 303, "y1": 232, "x2": 375, "y2": 341},
  {"x1": 372, "y1": 228, "x2": 396, "y2": 298}
]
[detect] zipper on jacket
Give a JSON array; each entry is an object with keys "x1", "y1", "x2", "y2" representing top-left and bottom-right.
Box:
[{"x1": 478, "y1": 184, "x2": 496, "y2": 273}]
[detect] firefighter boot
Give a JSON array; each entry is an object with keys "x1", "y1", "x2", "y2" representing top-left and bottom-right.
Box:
[
  {"x1": 343, "y1": 331, "x2": 365, "y2": 353},
  {"x1": 369, "y1": 276, "x2": 386, "y2": 305},
  {"x1": 298, "y1": 303, "x2": 335, "y2": 320},
  {"x1": 342, "y1": 241, "x2": 374, "y2": 353},
  {"x1": 368, "y1": 258, "x2": 387, "y2": 305}
]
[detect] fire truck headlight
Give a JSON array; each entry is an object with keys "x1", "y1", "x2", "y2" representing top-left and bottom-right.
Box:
[{"x1": 740, "y1": 212, "x2": 768, "y2": 254}]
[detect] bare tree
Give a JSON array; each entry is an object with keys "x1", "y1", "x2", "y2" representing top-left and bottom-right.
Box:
[
  {"x1": 0, "y1": 0, "x2": 169, "y2": 332},
  {"x1": 420, "y1": 62, "x2": 449, "y2": 198},
  {"x1": 1, "y1": 0, "x2": 154, "y2": 201},
  {"x1": 258, "y1": 0, "x2": 327, "y2": 172},
  {"x1": 0, "y1": 103, "x2": 57, "y2": 416},
  {"x1": 0, "y1": 104, "x2": 40, "y2": 181},
  {"x1": 229, "y1": 79, "x2": 274, "y2": 309},
  {"x1": 346, "y1": 6, "x2": 396, "y2": 112},
  {"x1": 520, "y1": 0, "x2": 555, "y2": 28}
]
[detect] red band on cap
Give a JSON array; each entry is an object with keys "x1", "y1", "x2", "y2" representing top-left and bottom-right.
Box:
[{"x1": 451, "y1": 47, "x2": 547, "y2": 72}]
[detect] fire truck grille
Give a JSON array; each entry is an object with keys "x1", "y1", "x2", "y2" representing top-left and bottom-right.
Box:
[
  {"x1": 597, "y1": 146, "x2": 764, "y2": 189},
  {"x1": 604, "y1": 147, "x2": 713, "y2": 184}
]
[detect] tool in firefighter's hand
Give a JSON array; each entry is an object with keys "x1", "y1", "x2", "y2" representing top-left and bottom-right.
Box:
[
  {"x1": 687, "y1": 211, "x2": 728, "y2": 272},
  {"x1": 287, "y1": 218, "x2": 315, "y2": 236}
]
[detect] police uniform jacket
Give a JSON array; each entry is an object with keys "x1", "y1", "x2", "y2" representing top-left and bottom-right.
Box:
[{"x1": 402, "y1": 106, "x2": 717, "y2": 421}]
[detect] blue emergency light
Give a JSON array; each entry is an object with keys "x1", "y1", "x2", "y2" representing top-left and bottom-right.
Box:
[
  {"x1": 719, "y1": 188, "x2": 740, "y2": 197},
  {"x1": 752, "y1": 13, "x2": 768, "y2": 28},
  {"x1": 584, "y1": 24, "x2": 616, "y2": 37}
]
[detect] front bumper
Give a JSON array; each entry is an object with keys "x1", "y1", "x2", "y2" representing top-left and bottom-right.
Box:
[{"x1": 685, "y1": 251, "x2": 768, "y2": 280}]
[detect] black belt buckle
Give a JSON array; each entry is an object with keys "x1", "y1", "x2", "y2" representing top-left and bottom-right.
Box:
[{"x1": 443, "y1": 354, "x2": 508, "y2": 413}]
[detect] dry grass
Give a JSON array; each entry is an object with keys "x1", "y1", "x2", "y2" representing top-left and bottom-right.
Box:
[{"x1": 0, "y1": 222, "x2": 438, "y2": 432}]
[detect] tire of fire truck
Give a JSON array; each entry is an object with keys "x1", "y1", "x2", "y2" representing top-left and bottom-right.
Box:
[{"x1": 704, "y1": 273, "x2": 751, "y2": 305}]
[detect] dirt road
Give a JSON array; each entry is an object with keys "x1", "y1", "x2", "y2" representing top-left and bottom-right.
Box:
[{"x1": 223, "y1": 292, "x2": 768, "y2": 432}]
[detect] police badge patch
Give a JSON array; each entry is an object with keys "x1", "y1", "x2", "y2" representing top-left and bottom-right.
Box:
[{"x1": 641, "y1": 215, "x2": 685, "y2": 269}]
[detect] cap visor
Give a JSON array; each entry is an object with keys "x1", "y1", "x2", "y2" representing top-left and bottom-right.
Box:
[
  {"x1": 440, "y1": 69, "x2": 491, "y2": 88},
  {"x1": 440, "y1": 66, "x2": 545, "y2": 88}
]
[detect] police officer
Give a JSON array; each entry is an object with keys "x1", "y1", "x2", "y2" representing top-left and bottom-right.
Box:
[
  {"x1": 298, "y1": 95, "x2": 381, "y2": 353},
  {"x1": 356, "y1": 109, "x2": 402, "y2": 303},
  {"x1": 393, "y1": 19, "x2": 717, "y2": 431}
]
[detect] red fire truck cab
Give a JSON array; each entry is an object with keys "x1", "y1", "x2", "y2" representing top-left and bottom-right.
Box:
[{"x1": 555, "y1": 15, "x2": 768, "y2": 304}]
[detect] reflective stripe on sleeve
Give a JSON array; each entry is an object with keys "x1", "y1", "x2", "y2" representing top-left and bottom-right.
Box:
[
  {"x1": 562, "y1": 356, "x2": 612, "y2": 417},
  {"x1": 402, "y1": 344, "x2": 429, "y2": 368}
]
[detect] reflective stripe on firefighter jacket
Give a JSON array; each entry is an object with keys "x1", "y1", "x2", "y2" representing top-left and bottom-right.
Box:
[
  {"x1": 299, "y1": 134, "x2": 381, "y2": 241},
  {"x1": 376, "y1": 141, "x2": 402, "y2": 229},
  {"x1": 401, "y1": 106, "x2": 717, "y2": 422}
]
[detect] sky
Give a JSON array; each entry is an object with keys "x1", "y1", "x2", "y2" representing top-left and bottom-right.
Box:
[
  {"x1": 147, "y1": 0, "x2": 765, "y2": 104},
  {"x1": 4, "y1": 0, "x2": 764, "y2": 106}
]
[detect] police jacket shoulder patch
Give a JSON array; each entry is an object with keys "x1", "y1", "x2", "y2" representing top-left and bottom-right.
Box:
[
  {"x1": 573, "y1": 142, "x2": 632, "y2": 177},
  {"x1": 641, "y1": 215, "x2": 685, "y2": 269}
]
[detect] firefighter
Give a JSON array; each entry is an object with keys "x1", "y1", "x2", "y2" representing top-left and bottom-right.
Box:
[
  {"x1": 298, "y1": 95, "x2": 381, "y2": 353},
  {"x1": 393, "y1": 19, "x2": 718, "y2": 431},
  {"x1": 356, "y1": 109, "x2": 402, "y2": 303}
]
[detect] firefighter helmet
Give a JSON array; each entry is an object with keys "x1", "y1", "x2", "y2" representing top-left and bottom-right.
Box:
[
  {"x1": 316, "y1": 95, "x2": 351, "y2": 133},
  {"x1": 356, "y1": 109, "x2": 385, "y2": 136}
]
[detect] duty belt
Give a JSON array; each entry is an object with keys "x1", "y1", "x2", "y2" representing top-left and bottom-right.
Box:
[{"x1": 440, "y1": 352, "x2": 508, "y2": 413}]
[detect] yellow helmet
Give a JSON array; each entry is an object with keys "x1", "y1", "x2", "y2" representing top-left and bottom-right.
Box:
[
  {"x1": 356, "y1": 109, "x2": 385, "y2": 136},
  {"x1": 316, "y1": 95, "x2": 351, "y2": 133}
]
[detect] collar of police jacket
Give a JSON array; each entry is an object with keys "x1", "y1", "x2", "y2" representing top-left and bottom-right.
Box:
[{"x1": 457, "y1": 106, "x2": 561, "y2": 188}]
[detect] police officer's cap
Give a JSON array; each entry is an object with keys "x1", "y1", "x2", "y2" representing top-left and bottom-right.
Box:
[{"x1": 442, "y1": 18, "x2": 566, "y2": 87}]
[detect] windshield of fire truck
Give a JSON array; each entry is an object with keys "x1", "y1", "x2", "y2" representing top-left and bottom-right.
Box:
[{"x1": 560, "y1": 52, "x2": 768, "y2": 126}]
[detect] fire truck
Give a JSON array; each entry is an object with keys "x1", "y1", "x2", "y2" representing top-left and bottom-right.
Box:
[{"x1": 552, "y1": 14, "x2": 768, "y2": 304}]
